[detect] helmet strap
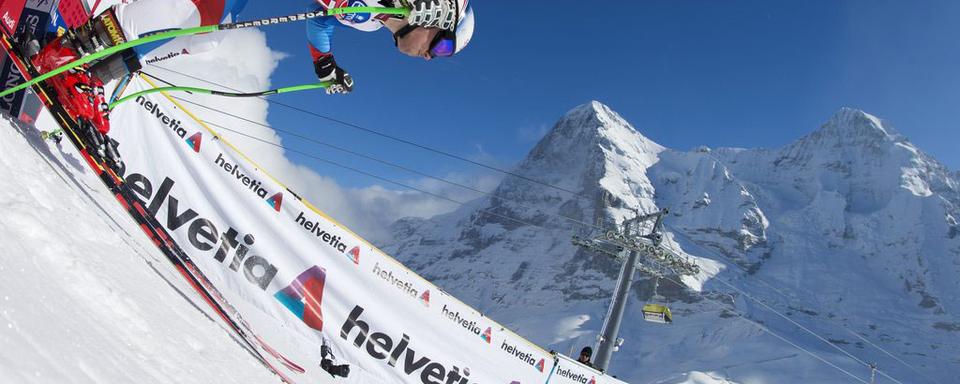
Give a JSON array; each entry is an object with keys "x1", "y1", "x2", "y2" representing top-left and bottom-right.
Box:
[{"x1": 393, "y1": 24, "x2": 419, "y2": 47}]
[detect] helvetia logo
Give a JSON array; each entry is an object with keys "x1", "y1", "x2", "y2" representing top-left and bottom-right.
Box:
[
  {"x1": 136, "y1": 96, "x2": 206, "y2": 154},
  {"x1": 266, "y1": 192, "x2": 283, "y2": 212},
  {"x1": 145, "y1": 48, "x2": 190, "y2": 64},
  {"x1": 294, "y1": 211, "x2": 351, "y2": 254},
  {"x1": 373, "y1": 262, "x2": 428, "y2": 306},
  {"x1": 185, "y1": 132, "x2": 202, "y2": 152},
  {"x1": 125, "y1": 173, "x2": 279, "y2": 290},
  {"x1": 556, "y1": 366, "x2": 596, "y2": 384},
  {"x1": 500, "y1": 341, "x2": 546, "y2": 372},
  {"x1": 441, "y1": 304, "x2": 491, "y2": 343},
  {"x1": 274, "y1": 266, "x2": 326, "y2": 331},
  {"x1": 346, "y1": 246, "x2": 360, "y2": 264},
  {"x1": 340, "y1": 305, "x2": 478, "y2": 384},
  {"x1": 137, "y1": 96, "x2": 188, "y2": 136},
  {"x1": 214, "y1": 153, "x2": 286, "y2": 213}
]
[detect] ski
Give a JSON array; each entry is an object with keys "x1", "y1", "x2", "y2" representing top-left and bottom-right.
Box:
[{"x1": 0, "y1": 29, "x2": 298, "y2": 384}]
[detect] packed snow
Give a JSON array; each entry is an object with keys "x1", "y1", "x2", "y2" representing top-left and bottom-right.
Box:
[{"x1": 0, "y1": 116, "x2": 282, "y2": 383}]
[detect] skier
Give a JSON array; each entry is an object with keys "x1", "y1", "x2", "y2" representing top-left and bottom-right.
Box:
[
  {"x1": 27, "y1": 0, "x2": 475, "y2": 154},
  {"x1": 308, "y1": 0, "x2": 476, "y2": 94}
]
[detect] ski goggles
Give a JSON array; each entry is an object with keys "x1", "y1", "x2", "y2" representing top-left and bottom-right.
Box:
[
  {"x1": 393, "y1": 25, "x2": 457, "y2": 58},
  {"x1": 427, "y1": 30, "x2": 456, "y2": 58}
]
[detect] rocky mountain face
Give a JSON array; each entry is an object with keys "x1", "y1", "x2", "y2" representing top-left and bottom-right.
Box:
[{"x1": 380, "y1": 102, "x2": 960, "y2": 383}]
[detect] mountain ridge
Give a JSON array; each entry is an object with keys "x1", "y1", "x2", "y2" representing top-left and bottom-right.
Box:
[{"x1": 383, "y1": 101, "x2": 960, "y2": 383}]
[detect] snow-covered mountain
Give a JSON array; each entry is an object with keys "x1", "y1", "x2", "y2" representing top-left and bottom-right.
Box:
[
  {"x1": 382, "y1": 102, "x2": 960, "y2": 383},
  {"x1": 3, "y1": 92, "x2": 956, "y2": 383},
  {"x1": 0, "y1": 101, "x2": 731, "y2": 384}
]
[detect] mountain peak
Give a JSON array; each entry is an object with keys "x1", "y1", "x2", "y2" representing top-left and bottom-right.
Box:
[
  {"x1": 558, "y1": 101, "x2": 623, "y2": 132},
  {"x1": 564, "y1": 100, "x2": 613, "y2": 118},
  {"x1": 550, "y1": 101, "x2": 662, "y2": 149},
  {"x1": 487, "y1": 101, "x2": 665, "y2": 218},
  {"x1": 567, "y1": 100, "x2": 606, "y2": 113},
  {"x1": 819, "y1": 107, "x2": 903, "y2": 142}
]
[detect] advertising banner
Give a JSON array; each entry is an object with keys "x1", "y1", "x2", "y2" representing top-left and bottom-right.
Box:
[
  {"x1": 552, "y1": 354, "x2": 627, "y2": 384},
  {"x1": 0, "y1": 0, "x2": 69, "y2": 123},
  {"x1": 109, "y1": 78, "x2": 626, "y2": 384},
  {"x1": 0, "y1": 0, "x2": 27, "y2": 35}
]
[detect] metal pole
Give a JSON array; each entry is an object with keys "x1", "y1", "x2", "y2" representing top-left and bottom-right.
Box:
[{"x1": 594, "y1": 220, "x2": 641, "y2": 372}]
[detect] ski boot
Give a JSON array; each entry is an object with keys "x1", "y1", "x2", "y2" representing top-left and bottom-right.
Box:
[
  {"x1": 78, "y1": 119, "x2": 124, "y2": 174},
  {"x1": 30, "y1": 24, "x2": 114, "y2": 127},
  {"x1": 105, "y1": 135, "x2": 125, "y2": 175},
  {"x1": 26, "y1": 7, "x2": 138, "y2": 135},
  {"x1": 32, "y1": 47, "x2": 112, "y2": 133}
]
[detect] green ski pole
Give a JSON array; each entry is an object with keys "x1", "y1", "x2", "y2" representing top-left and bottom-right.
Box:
[
  {"x1": 107, "y1": 82, "x2": 332, "y2": 110},
  {"x1": 0, "y1": 6, "x2": 407, "y2": 98},
  {"x1": 41, "y1": 82, "x2": 330, "y2": 140}
]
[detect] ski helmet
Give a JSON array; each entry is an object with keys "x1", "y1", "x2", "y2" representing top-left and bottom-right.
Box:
[{"x1": 427, "y1": 1, "x2": 475, "y2": 58}]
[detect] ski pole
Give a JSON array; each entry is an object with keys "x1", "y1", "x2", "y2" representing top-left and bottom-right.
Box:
[
  {"x1": 107, "y1": 82, "x2": 332, "y2": 110},
  {"x1": 0, "y1": 6, "x2": 407, "y2": 98}
]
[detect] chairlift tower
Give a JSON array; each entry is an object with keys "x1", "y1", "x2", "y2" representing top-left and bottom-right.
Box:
[{"x1": 572, "y1": 208, "x2": 700, "y2": 372}]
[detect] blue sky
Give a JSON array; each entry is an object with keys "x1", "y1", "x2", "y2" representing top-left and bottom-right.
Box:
[{"x1": 238, "y1": 0, "x2": 960, "y2": 189}]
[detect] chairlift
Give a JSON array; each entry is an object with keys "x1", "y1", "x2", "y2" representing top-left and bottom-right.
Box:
[
  {"x1": 641, "y1": 277, "x2": 673, "y2": 324},
  {"x1": 641, "y1": 303, "x2": 673, "y2": 324}
]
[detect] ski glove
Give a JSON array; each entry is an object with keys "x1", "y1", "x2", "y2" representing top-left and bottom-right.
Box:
[
  {"x1": 314, "y1": 55, "x2": 354, "y2": 95},
  {"x1": 406, "y1": 0, "x2": 459, "y2": 31}
]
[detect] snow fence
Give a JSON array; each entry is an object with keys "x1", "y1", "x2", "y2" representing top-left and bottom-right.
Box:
[{"x1": 106, "y1": 76, "x2": 626, "y2": 384}]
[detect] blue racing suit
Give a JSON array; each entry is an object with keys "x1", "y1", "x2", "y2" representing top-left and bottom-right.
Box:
[{"x1": 305, "y1": 0, "x2": 395, "y2": 61}]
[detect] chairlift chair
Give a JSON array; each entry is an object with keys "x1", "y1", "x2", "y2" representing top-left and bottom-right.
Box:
[
  {"x1": 641, "y1": 303, "x2": 673, "y2": 324},
  {"x1": 641, "y1": 277, "x2": 673, "y2": 324}
]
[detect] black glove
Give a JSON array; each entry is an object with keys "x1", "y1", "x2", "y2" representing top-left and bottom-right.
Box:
[
  {"x1": 406, "y1": 0, "x2": 458, "y2": 31},
  {"x1": 314, "y1": 55, "x2": 354, "y2": 95}
]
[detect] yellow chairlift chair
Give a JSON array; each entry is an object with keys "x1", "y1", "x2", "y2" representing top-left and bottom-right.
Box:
[{"x1": 641, "y1": 277, "x2": 673, "y2": 324}]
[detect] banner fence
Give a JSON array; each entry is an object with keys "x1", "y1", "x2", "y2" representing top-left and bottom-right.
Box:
[{"x1": 108, "y1": 75, "x2": 627, "y2": 384}]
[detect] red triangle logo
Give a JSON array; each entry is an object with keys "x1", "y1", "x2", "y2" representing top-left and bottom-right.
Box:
[
  {"x1": 347, "y1": 246, "x2": 360, "y2": 265},
  {"x1": 536, "y1": 358, "x2": 545, "y2": 372},
  {"x1": 266, "y1": 192, "x2": 283, "y2": 212},
  {"x1": 185, "y1": 132, "x2": 202, "y2": 152},
  {"x1": 419, "y1": 290, "x2": 430, "y2": 307}
]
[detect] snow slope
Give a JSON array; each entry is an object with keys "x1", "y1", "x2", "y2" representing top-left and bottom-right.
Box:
[
  {"x1": 0, "y1": 115, "x2": 283, "y2": 382},
  {"x1": 383, "y1": 102, "x2": 960, "y2": 383}
]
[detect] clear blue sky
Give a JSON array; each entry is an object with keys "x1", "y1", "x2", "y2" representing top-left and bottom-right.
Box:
[{"x1": 239, "y1": 0, "x2": 960, "y2": 189}]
